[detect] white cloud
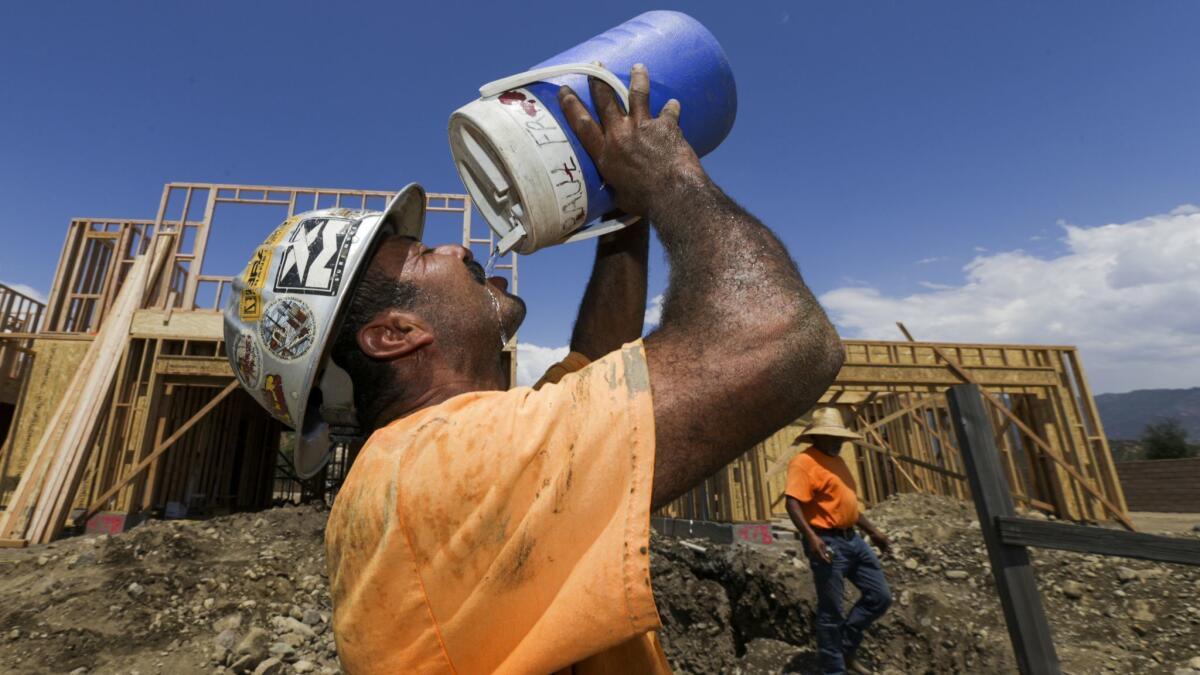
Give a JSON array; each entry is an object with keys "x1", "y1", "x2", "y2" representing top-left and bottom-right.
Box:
[
  {"x1": 515, "y1": 342, "x2": 569, "y2": 387},
  {"x1": 973, "y1": 246, "x2": 989, "y2": 253},
  {"x1": 643, "y1": 293, "x2": 664, "y2": 332},
  {"x1": 916, "y1": 256, "x2": 946, "y2": 265},
  {"x1": 1, "y1": 282, "x2": 47, "y2": 304},
  {"x1": 917, "y1": 281, "x2": 954, "y2": 291},
  {"x1": 821, "y1": 205, "x2": 1200, "y2": 393}
]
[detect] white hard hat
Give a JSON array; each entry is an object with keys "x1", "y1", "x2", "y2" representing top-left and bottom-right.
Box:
[{"x1": 223, "y1": 184, "x2": 426, "y2": 478}]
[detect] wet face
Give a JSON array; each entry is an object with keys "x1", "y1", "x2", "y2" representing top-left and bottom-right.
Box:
[{"x1": 370, "y1": 235, "x2": 526, "y2": 350}]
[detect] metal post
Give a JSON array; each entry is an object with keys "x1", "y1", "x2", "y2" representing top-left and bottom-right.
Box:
[{"x1": 946, "y1": 383, "x2": 1061, "y2": 675}]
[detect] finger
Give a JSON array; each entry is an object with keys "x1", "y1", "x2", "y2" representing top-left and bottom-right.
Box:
[
  {"x1": 558, "y1": 86, "x2": 605, "y2": 157},
  {"x1": 628, "y1": 62, "x2": 650, "y2": 122},
  {"x1": 589, "y1": 72, "x2": 625, "y2": 124},
  {"x1": 659, "y1": 98, "x2": 681, "y2": 126}
]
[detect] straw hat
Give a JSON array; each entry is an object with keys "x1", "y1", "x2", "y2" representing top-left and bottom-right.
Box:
[{"x1": 795, "y1": 406, "x2": 862, "y2": 442}]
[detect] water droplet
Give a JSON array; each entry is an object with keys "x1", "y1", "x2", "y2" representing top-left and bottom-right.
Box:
[{"x1": 484, "y1": 246, "x2": 500, "y2": 277}]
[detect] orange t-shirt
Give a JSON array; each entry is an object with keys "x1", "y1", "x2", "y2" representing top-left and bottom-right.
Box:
[
  {"x1": 784, "y1": 449, "x2": 860, "y2": 529},
  {"x1": 325, "y1": 341, "x2": 671, "y2": 675}
]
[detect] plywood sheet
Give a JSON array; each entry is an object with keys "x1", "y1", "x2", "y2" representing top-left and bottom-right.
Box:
[
  {"x1": 0, "y1": 339, "x2": 90, "y2": 505},
  {"x1": 130, "y1": 309, "x2": 222, "y2": 339}
]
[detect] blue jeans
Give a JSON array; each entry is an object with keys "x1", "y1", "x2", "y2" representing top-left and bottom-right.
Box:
[{"x1": 806, "y1": 531, "x2": 892, "y2": 675}]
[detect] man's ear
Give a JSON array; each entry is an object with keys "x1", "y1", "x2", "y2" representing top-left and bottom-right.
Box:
[{"x1": 356, "y1": 309, "x2": 434, "y2": 360}]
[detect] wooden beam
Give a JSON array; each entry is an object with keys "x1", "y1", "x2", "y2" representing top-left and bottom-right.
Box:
[
  {"x1": 992, "y1": 413, "x2": 1014, "y2": 448},
  {"x1": 946, "y1": 384, "x2": 1061, "y2": 675},
  {"x1": 995, "y1": 516, "x2": 1200, "y2": 567},
  {"x1": 851, "y1": 439, "x2": 965, "y2": 480},
  {"x1": 130, "y1": 309, "x2": 223, "y2": 339},
  {"x1": 1065, "y1": 349, "x2": 1129, "y2": 514},
  {"x1": 904, "y1": 406, "x2": 964, "y2": 471},
  {"x1": 1011, "y1": 494, "x2": 1057, "y2": 514},
  {"x1": 885, "y1": 450, "x2": 921, "y2": 492},
  {"x1": 857, "y1": 393, "x2": 942, "y2": 435},
  {"x1": 835, "y1": 363, "x2": 1061, "y2": 388},
  {"x1": 849, "y1": 337, "x2": 1080, "y2": 352},
  {"x1": 0, "y1": 538, "x2": 28, "y2": 548},
  {"x1": 154, "y1": 356, "x2": 233, "y2": 378},
  {"x1": 852, "y1": 412, "x2": 922, "y2": 493},
  {"x1": 1029, "y1": 498, "x2": 1055, "y2": 513},
  {"x1": 76, "y1": 380, "x2": 238, "y2": 525},
  {"x1": 0, "y1": 332, "x2": 93, "y2": 342},
  {"x1": 771, "y1": 490, "x2": 786, "y2": 509}
]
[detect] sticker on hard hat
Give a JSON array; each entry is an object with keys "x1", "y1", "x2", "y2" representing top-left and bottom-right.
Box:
[
  {"x1": 273, "y1": 217, "x2": 361, "y2": 297},
  {"x1": 265, "y1": 215, "x2": 301, "y2": 247},
  {"x1": 259, "y1": 297, "x2": 316, "y2": 361},
  {"x1": 237, "y1": 244, "x2": 274, "y2": 322},
  {"x1": 239, "y1": 289, "x2": 262, "y2": 322},
  {"x1": 232, "y1": 331, "x2": 262, "y2": 388},
  {"x1": 262, "y1": 372, "x2": 293, "y2": 424},
  {"x1": 244, "y1": 245, "x2": 273, "y2": 289}
]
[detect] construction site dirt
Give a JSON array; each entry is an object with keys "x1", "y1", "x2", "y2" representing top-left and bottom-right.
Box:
[{"x1": 1, "y1": 494, "x2": 1197, "y2": 675}]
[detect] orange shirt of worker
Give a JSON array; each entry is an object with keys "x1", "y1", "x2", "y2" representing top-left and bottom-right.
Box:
[
  {"x1": 784, "y1": 448, "x2": 860, "y2": 529},
  {"x1": 325, "y1": 341, "x2": 672, "y2": 674}
]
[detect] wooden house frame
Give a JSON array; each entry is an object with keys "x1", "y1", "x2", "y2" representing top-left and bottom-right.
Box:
[
  {"x1": 0, "y1": 284, "x2": 44, "y2": 404},
  {"x1": 665, "y1": 337, "x2": 1129, "y2": 526},
  {"x1": 0, "y1": 284, "x2": 46, "y2": 454},
  {"x1": 0, "y1": 182, "x2": 517, "y2": 542}
]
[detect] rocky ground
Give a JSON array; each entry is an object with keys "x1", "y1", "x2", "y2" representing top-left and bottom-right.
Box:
[
  {"x1": 0, "y1": 494, "x2": 1197, "y2": 674},
  {"x1": 653, "y1": 495, "x2": 1200, "y2": 674}
]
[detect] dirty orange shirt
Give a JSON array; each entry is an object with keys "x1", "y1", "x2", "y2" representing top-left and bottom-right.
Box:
[
  {"x1": 326, "y1": 341, "x2": 671, "y2": 675},
  {"x1": 532, "y1": 350, "x2": 592, "y2": 389},
  {"x1": 784, "y1": 449, "x2": 860, "y2": 529}
]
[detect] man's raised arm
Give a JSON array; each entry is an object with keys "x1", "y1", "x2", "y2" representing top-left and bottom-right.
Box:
[
  {"x1": 568, "y1": 223, "x2": 649, "y2": 360},
  {"x1": 560, "y1": 64, "x2": 844, "y2": 509}
]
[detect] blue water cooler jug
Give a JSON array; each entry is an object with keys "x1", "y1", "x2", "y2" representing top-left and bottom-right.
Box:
[{"x1": 448, "y1": 10, "x2": 737, "y2": 255}]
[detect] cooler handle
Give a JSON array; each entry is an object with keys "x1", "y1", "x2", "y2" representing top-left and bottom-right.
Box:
[
  {"x1": 479, "y1": 63, "x2": 631, "y2": 111},
  {"x1": 480, "y1": 64, "x2": 641, "y2": 251},
  {"x1": 561, "y1": 213, "x2": 642, "y2": 244}
]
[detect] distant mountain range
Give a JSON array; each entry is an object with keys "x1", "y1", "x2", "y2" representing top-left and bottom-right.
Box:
[{"x1": 1094, "y1": 387, "x2": 1200, "y2": 440}]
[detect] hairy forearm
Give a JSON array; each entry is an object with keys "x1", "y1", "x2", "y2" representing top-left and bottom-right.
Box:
[
  {"x1": 648, "y1": 174, "x2": 843, "y2": 411},
  {"x1": 569, "y1": 224, "x2": 649, "y2": 360},
  {"x1": 648, "y1": 175, "x2": 804, "y2": 320}
]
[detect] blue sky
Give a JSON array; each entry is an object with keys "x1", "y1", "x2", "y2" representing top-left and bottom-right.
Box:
[{"x1": 2, "y1": 1, "x2": 1198, "y2": 392}]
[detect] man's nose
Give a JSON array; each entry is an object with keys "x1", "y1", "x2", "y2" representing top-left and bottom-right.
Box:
[{"x1": 431, "y1": 244, "x2": 473, "y2": 261}]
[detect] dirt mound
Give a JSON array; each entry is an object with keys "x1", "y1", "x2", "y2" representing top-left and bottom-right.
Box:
[
  {"x1": 0, "y1": 494, "x2": 1197, "y2": 674},
  {"x1": 0, "y1": 504, "x2": 333, "y2": 675}
]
